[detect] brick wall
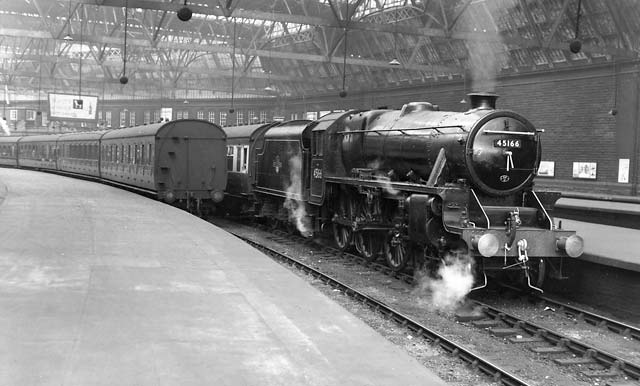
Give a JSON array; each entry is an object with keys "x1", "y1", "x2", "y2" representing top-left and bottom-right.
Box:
[
  {"x1": 312, "y1": 63, "x2": 640, "y2": 197},
  {"x1": 496, "y1": 65, "x2": 639, "y2": 196}
]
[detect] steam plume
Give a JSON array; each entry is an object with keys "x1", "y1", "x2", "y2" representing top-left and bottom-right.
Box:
[
  {"x1": 0, "y1": 119, "x2": 9, "y2": 136},
  {"x1": 412, "y1": 250, "x2": 475, "y2": 312},
  {"x1": 467, "y1": 39, "x2": 498, "y2": 93},
  {"x1": 283, "y1": 153, "x2": 313, "y2": 237},
  {"x1": 367, "y1": 159, "x2": 399, "y2": 196}
]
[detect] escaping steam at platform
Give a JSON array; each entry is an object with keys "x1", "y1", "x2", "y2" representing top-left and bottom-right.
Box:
[
  {"x1": 412, "y1": 251, "x2": 475, "y2": 312},
  {"x1": 283, "y1": 154, "x2": 313, "y2": 237},
  {"x1": 367, "y1": 159, "x2": 399, "y2": 196}
]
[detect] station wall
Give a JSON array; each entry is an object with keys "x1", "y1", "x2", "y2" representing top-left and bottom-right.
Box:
[{"x1": 3, "y1": 61, "x2": 639, "y2": 198}]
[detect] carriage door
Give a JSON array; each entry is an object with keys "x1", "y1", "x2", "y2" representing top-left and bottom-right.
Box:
[
  {"x1": 309, "y1": 128, "x2": 325, "y2": 205},
  {"x1": 185, "y1": 136, "x2": 220, "y2": 192}
]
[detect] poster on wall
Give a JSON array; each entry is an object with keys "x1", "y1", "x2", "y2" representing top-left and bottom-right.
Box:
[
  {"x1": 48, "y1": 93, "x2": 98, "y2": 120},
  {"x1": 536, "y1": 161, "x2": 555, "y2": 177},
  {"x1": 618, "y1": 158, "x2": 630, "y2": 183},
  {"x1": 572, "y1": 162, "x2": 597, "y2": 179}
]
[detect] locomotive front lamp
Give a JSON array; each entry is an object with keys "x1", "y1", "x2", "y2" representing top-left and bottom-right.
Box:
[
  {"x1": 472, "y1": 234, "x2": 500, "y2": 257},
  {"x1": 556, "y1": 235, "x2": 584, "y2": 258}
]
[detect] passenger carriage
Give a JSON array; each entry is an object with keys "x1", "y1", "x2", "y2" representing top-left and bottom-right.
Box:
[
  {"x1": 58, "y1": 131, "x2": 106, "y2": 178},
  {"x1": 0, "y1": 137, "x2": 20, "y2": 167},
  {"x1": 100, "y1": 119, "x2": 227, "y2": 208},
  {"x1": 16, "y1": 135, "x2": 61, "y2": 170}
]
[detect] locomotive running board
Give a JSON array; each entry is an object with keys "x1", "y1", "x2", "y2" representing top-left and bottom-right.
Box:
[{"x1": 324, "y1": 176, "x2": 442, "y2": 195}]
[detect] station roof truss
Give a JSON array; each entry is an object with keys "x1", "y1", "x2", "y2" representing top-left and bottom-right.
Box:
[{"x1": 0, "y1": 0, "x2": 638, "y2": 102}]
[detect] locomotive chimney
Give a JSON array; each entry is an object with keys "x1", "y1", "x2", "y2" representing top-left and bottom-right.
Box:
[{"x1": 468, "y1": 92, "x2": 499, "y2": 110}]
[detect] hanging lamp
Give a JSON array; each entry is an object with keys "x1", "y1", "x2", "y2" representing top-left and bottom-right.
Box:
[
  {"x1": 609, "y1": 56, "x2": 618, "y2": 116},
  {"x1": 63, "y1": 0, "x2": 73, "y2": 41},
  {"x1": 339, "y1": 1, "x2": 349, "y2": 98},
  {"x1": 264, "y1": 9, "x2": 276, "y2": 94},
  {"x1": 78, "y1": 4, "x2": 83, "y2": 100},
  {"x1": 120, "y1": 0, "x2": 129, "y2": 84},
  {"x1": 177, "y1": 0, "x2": 192, "y2": 21},
  {"x1": 569, "y1": 0, "x2": 583, "y2": 53},
  {"x1": 229, "y1": 17, "x2": 237, "y2": 113},
  {"x1": 460, "y1": 71, "x2": 467, "y2": 104},
  {"x1": 389, "y1": 7, "x2": 400, "y2": 66}
]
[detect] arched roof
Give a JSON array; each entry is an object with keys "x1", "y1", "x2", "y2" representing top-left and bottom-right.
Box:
[{"x1": 0, "y1": 0, "x2": 637, "y2": 102}]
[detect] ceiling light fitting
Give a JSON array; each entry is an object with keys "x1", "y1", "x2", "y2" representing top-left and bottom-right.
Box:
[
  {"x1": 177, "y1": 0, "x2": 192, "y2": 22},
  {"x1": 339, "y1": 2, "x2": 349, "y2": 98},
  {"x1": 569, "y1": 0, "x2": 583, "y2": 53},
  {"x1": 390, "y1": 7, "x2": 401, "y2": 67},
  {"x1": 229, "y1": 18, "x2": 237, "y2": 114},
  {"x1": 120, "y1": 0, "x2": 129, "y2": 85}
]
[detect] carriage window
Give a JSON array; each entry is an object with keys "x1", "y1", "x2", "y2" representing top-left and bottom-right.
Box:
[
  {"x1": 149, "y1": 144, "x2": 154, "y2": 164},
  {"x1": 241, "y1": 146, "x2": 249, "y2": 172},
  {"x1": 140, "y1": 144, "x2": 146, "y2": 165},
  {"x1": 235, "y1": 146, "x2": 241, "y2": 172},
  {"x1": 313, "y1": 132, "x2": 324, "y2": 156}
]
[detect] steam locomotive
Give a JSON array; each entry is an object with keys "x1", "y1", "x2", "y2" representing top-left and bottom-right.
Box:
[{"x1": 223, "y1": 93, "x2": 584, "y2": 291}]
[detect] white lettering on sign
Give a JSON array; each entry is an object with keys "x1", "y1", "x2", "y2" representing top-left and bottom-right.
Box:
[
  {"x1": 494, "y1": 139, "x2": 521, "y2": 148},
  {"x1": 313, "y1": 168, "x2": 322, "y2": 179}
]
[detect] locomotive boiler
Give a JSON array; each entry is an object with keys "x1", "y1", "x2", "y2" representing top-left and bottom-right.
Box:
[{"x1": 340, "y1": 94, "x2": 539, "y2": 196}]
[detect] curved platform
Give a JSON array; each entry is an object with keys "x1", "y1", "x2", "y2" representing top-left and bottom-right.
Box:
[
  {"x1": 0, "y1": 168, "x2": 446, "y2": 386},
  {"x1": 555, "y1": 197, "x2": 640, "y2": 273}
]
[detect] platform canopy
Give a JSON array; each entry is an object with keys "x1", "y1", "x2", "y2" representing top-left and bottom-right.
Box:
[{"x1": 0, "y1": 0, "x2": 638, "y2": 102}]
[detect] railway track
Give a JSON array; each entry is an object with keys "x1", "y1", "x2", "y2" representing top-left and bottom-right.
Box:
[
  {"x1": 217, "y1": 219, "x2": 640, "y2": 385},
  {"x1": 232, "y1": 233, "x2": 533, "y2": 386},
  {"x1": 278, "y1": 230, "x2": 640, "y2": 343}
]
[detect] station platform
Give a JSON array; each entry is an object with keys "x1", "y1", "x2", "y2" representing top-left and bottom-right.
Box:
[
  {"x1": 0, "y1": 168, "x2": 446, "y2": 386},
  {"x1": 556, "y1": 218, "x2": 640, "y2": 273},
  {"x1": 555, "y1": 197, "x2": 640, "y2": 272}
]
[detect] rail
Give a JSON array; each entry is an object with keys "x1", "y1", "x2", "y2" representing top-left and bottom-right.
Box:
[{"x1": 233, "y1": 232, "x2": 534, "y2": 386}]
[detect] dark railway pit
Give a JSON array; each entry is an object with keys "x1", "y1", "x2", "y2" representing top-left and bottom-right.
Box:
[{"x1": 544, "y1": 259, "x2": 640, "y2": 325}]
